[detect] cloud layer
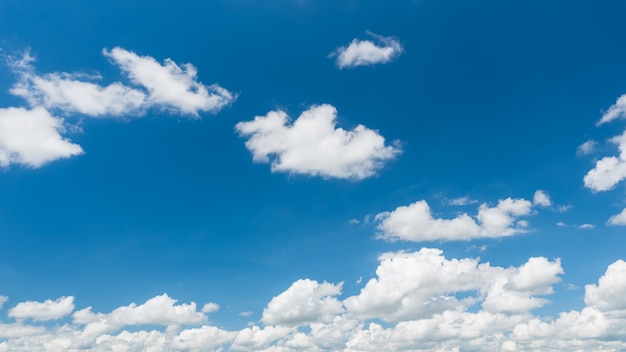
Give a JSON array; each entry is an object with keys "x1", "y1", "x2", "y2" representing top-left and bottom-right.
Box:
[
  {"x1": 330, "y1": 32, "x2": 403, "y2": 69},
  {"x1": 1, "y1": 249, "x2": 625, "y2": 351},
  {"x1": 236, "y1": 104, "x2": 400, "y2": 180}
]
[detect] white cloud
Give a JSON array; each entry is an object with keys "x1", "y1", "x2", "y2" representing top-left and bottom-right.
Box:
[
  {"x1": 262, "y1": 279, "x2": 344, "y2": 326},
  {"x1": 8, "y1": 296, "x2": 74, "y2": 321},
  {"x1": 556, "y1": 221, "x2": 566, "y2": 226},
  {"x1": 0, "y1": 296, "x2": 7, "y2": 309},
  {"x1": 447, "y1": 196, "x2": 478, "y2": 206},
  {"x1": 3, "y1": 256, "x2": 626, "y2": 351},
  {"x1": 533, "y1": 190, "x2": 552, "y2": 207},
  {"x1": 608, "y1": 208, "x2": 626, "y2": 226},
  {"x1": 9, "y1": 52, "x2": 146, "y2": 117},
  {"x1": 598, "y1": 94, "x2": 626, "y2": 125},
  {"x1": 0, "y1": 107, "x2": 83, "y2": 168},
  {"x1": 235, "y1": 104, "x2": 400, "y2": 180},
  {"x1": 376, "y1": 197, "x2": 533, "y2": 242},
  {"x1": 577, "y1": 140, "x2": 597, "y2": 156},
  {"x1": 201, "y1": 302, "x2": 219, "y2": 313},
  {"x1": 104, "y1": 47, "x2": 235, "y2": 116},
  {"x1": 239, "y1": 311, "x2": 254, "y2": 317},
  {"x1": 584, "y1": 130, "x2": 626, "y2": 191},
  {"x1": 330, "y1": 31, "x2": 403, "y2": 69},
  {"x1": 580, "y1": 223, "x2": 595, "y2": 229}
]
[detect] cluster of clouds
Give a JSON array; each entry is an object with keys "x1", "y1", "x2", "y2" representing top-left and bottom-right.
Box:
[
  {"x1": 582, "y1": 93, "x2": 626, "y2": 226},
  {"x1": 374, "y1": 190, "x2": 555, "y2": 242},
  {"x1": 1, "y1": 248, "x2": 626, "y2": 351}
]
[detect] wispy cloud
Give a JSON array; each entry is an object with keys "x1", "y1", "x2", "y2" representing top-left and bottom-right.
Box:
[
  {"x1": 330, "y1": 31, "x2": 403, "y2": 69},
  {"x1": 598, "y1": 94, "x2": 626, "y2": 125},
  {"x1": 607, "y1": 208, "x2": 626, "y2": 226},
  {"x1": 236, "y1": 104, "x2": 401, "y2": 180}
]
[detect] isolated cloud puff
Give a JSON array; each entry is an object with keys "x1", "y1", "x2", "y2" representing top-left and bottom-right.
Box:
[
  {"x1": 608, "y1": 208, "x2": 626, "y2": 226},
  {"x1": 104, "y1": 47, "x2": 235, "y2": 116},
  {"x1": 8, "y1": 296, "x2": 74, "y2": 322},
  {"x1": 262, "y1": 279, "x2": 344, "y2": 326},
  {"x1": 9, "y1": 52, "x2": 146, "y2": 117},
  {"x1": 235, "y1": 104, "x2": 400, "y2": 180},
  {"x1": 598, "y1": 94, "x2": 626, "y2": 125},
  {"x1": 376, "y1": 197, "x2": 533, "y2": 242},
  {"x1": 584, "y1": 130, "x2": 626, "y2": 191},
  {"x1": 577, "y1": 140, "x2": 597, "y2": 156},
  {"x1": 330, "y1": 31, "x2": 403, "y2": 69},
  {"x1": 533, "y1": 190, "x2": 552, "y2": 207},
  {"x1": 0, "y1": 107, "x2": 83, "y2": 168}
]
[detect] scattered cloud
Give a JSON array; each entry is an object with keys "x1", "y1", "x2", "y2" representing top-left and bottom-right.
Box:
[
  {"x1": 375, "y1": 197, "x2": 533, "y2": 242},
  {"x1": 8, "y1": 296, "x2": 74, "y2": 322},
  {"x1": 556, "y1": 221, "x2": 566, "y2": 227},
  {"x1": 0, "y1": 107, "x2": 83, "y2": 168},
  {"x1": 0, "y1": 296, "x2": 8, "y2": 310},
  {"x1": 236, "y1": 104, "x2": 400, "y2": 180},
  {"x1": 557, "y1": 204, "x2": 572, "y2": 213},
  {"x1": 584, "y1": 129, "x2": 626, "y2": 191},
  {"x1": 533, "y1": 190, "x2": 552, "y2": 207},
  {"x1": 262, "y1": 279, "x2": 344, "y2": 326},
  {"x1": 598, "y1": 94, "x2": 626, "y2": 125},
  {"x1": 2, "y1": 251, "x2": 626, "y2": 351},
  {"x1": 447, "y1": 196, "x2": 478, "y2": 206},
  {"x1": 104, "y1": 47, "x2": 235, "y2": 116},
  {"x1": 8, "y1": 51, "x2": 146, "y2": 117},
  {"x1": 348, "y1": 218, "x2": 360, "y2": 225},
  {"x1": 239, "y1": 311, "x2": 254, "y2": 317},
  {"x1": 607, "y1": 208, "x2": 626, "y2": 226},
  {"x1": 330, "y1": 31, "x2": 403, "y2": 69},
  {"x1": 580, "y1": 224, "x2": 595, "y2": 229},
  {"x1": 577, "y1": 140, "x2": 597, "y2": 156},
  {"x1": 201, "y1": 302, "x2": 220, "y2": 313}
]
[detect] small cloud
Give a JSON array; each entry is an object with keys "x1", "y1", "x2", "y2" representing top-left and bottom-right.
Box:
[
  {"x1": 597, "y1": 94, "x2": 626, "y2": 125},
  {"x1": 557, "y1": 205, "x2": 572, "y2": 213},
  {"x1": 566, "y1": 283, "x2": 579, "y2": 290},
  {"x1": 517, "y1": 220, "x2": 529, "y2": 228},
  {"x1": 533, "y1": 190, "x2": 552, "y2": 207},
  {"x1": 583, "y1": 130, "x2": 626, "y2": 192},
  {"x1": 239, "y1": 311, "x2": 253, "y2": 317},
  {"x1": 349, "y1": 218, "x2": 360, "y2": 225},
  {"x1": 607, "y1": 208, "x2": 626, "y2": 226},
  {"x1": 447, "y1": 196, "x2": 477, "y2": 206},
  {"x1": 330, "y1": 31, "x2": 403, "y2": 69},
  {"x1": 580, "y1": 224, "x2": 595, "y2": 229},
  {"x1": 356, "y1": 276, "x2": 362, "y2": 285},
  {"x1": 466, "y1": 244, "x2": 487, "y2": 252},
  {"x1": 577, "y1": 140, "x2": 597, "y2": 157},
  {"x1": 556, "y1": 222, "x2": 566, "y2": 227},
  {"x1": 201, "y1": 302, "x2": 219, "y2": 313},
  {"x1": 0, "y1": 295, "x2": 7, "y2": 309}
]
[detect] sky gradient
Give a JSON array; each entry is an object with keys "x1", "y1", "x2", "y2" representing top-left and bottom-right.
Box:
[{"x1": 1, "y1": 0, "x2": 626, "y2": 351}]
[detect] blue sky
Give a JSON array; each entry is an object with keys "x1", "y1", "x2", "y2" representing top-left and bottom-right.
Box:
[{"x1": 1, "y1": 0, "x2": 626, "y2": 350}]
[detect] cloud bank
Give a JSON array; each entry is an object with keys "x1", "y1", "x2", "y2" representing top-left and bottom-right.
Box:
[
  {"x1": 1, "y1": 249, "x2": 625, "y2": 351},
  {"x1": 236, "y1": 104, "x2": 400, "y2": 180}
]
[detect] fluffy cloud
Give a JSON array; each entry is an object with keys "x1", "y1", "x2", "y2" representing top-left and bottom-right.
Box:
[
  {"x1": 2, "y1": 253, "x2": 626, "y2": 351},
  {"x1": 262, "y1": 279, "x2": 344, "y2": 326},
  {"x1": 9, "y1": 52, "x2": 146, "y2": 117},
  {"x1": 584, "y1": 130, "x2": 626, "y2": 191},
  {"x1": 533, "y1": 190, "x2": 552, "y2": 207},
  {"x1": 235, "y1": 104, "x2": 400, "y2": 180},
  {"x1": 607, "y1": 208, "x2": 626, "y2": 226},
  {"x1": 8, "y1": 296, "x2": 74, "y2": 322},
  {"x1": 598, "y1": 94, "x2": 626, "y2": 125},
  {"x1": 0, "y1": 107, "x2": 83, "y2": 168},
  {"x1": 104, "y1": 47, "x2": 235, "y2": 116},
  {"x1": 576, "y1": 140, "x2": 597, "y2": 156},
  {"x1": 376, "y1": 197, "x2": 533, "y2": 242},
  {"x1": 330, "y1": 32, "x2": 403, "y2": 69}
]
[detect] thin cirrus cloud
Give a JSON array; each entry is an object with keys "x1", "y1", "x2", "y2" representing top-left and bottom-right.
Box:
[
  {"x1": 375, "y1": 196, "x2": 534, "y2": 242},
  {"x1": 235, "y1": 104, "x2": 401, "y2": 180},
  {"x1": 3, "y1": 249, "x2": 626, "y2": 351},
  {"x1": 330, "y1": 31, "x2": 403, "y2": 69}
]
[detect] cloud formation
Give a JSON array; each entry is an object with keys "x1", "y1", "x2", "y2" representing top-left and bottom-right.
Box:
[
  {"x1": 533, "y1": 190, "x2": 552, "y2": 207},
  {"x1": 608, "y1": 208, "x2": 626, "y2": 226},
  {"x1": 8, "y1": 297, "x2": 74, "y2": 322},
  {"x1": 0, "y1": 107, "x2": 83, "y2": 168},
  {"x1": 376, "y1": 197, "x2": 533, "y2": 242},
  {"x1": 235, "y1": 104, "x2": 400, "y2": 180},
  {"x1": 584, "y1": 130, "x2": 626, "y2": 191},
  {"x1": 3, "y1": 249, "x2": 626, "y2": 351},
  {"x1": 598, "y1": 94, "x2": 626, "y2": 125},
  {"x1": 330, "y1": 32, "x2": 403, "y2": 69}
]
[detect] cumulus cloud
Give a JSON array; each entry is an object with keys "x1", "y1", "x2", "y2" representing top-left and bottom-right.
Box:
[
  {"x1": 262, "y1": 279, "x2": 344, "y2": 326},
  {"x1": 598, "y1": 94, "x2": 626, "y2": 125},
  {"x1": 376, "y1": 197, "x2": 533, "y2": 242},
  {"x1": 104, "y1": 47, "x2": 235, "y2": 116},
  {"x1": 584, "y1": 130, "x2": 626, "y2": 191},
  {"x1": 533, "y1": 190, "x2": 552, "y2": 207},
  {"x1": 0, "y1": 107, "x2": 83, "y2": 168},
  {"x1": 8, "y1": 52, "x2": 146, "y2": 117},
  {"x1": 8, "y1": 296, "x2": 74, "y2": 322},
  {"x1": 580, "y1": 223, "x2": 595, "y2": 229},
  {"x1": 607, "y1": 208, "x2": 626, "y2": 226},
  {"x1": 330, "y1": 31, "x2": 403, "y2": 69},
  {"x1": 3, "y1": 254, "x2": 626, "y2": 351},
  {"x1": 235, "y1": 104, "x2": 400, "y2": 180}
]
